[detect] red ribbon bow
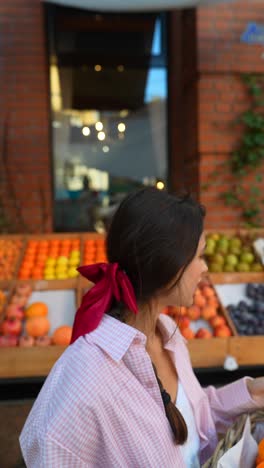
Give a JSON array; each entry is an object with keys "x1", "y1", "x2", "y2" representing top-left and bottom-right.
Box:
[{"x1": 71, "y1": 263, "x2": 138, "y2": 344}]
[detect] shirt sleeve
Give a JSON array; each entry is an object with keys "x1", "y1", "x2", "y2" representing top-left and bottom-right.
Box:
[
  {"x1": 21, "y1": 433, "x2": 98, "y2": 467},
  {"x1": 203, "y1": 376, "x2": 260, "y2": 434}
]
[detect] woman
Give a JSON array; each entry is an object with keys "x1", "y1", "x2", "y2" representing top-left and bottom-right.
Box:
[{"x1": 20, "y1": 188, "x2": 263, "y2": 467}]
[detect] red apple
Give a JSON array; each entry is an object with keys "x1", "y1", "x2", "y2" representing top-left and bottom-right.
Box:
[
  {"x1": 10, "y1": 294, "x2": 28, "y2": 308},
  {"x1": 195, "y1": 328, "x2": 212, "y2": 339},
  {"x1": 209, "y1": 315, "x2": 226, "y2": 328},
  {"x1": 213, "y1": 325, "x2": 232, "y2": 337},
  {"x1": 5, "y1": 304, "x2": 25, "y2": 320},
  {"x1": 0, "y1": 318, "x2": 23, "y2": 336},
  {"x1": 15, "y1": 283, "x2": 32, "y2": 297},
  {"x1": 19, "y1": 335, "x2": 35, "y2": 347},
  {"x1": 35, "y1": 335, "x2": 51, "y2": 347},
  {"x1": 0, "y1": 335, "x2": 18, "y2": 347}
]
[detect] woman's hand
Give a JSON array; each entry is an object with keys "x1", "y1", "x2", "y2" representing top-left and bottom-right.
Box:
[{"x1": 246, "y1": 377, "x2": 264, "y2": 406}]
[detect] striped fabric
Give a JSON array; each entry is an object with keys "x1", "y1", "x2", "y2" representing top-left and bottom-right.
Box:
[{"x1": 20, "y1": 314, "x2": 260, "y2": 467}]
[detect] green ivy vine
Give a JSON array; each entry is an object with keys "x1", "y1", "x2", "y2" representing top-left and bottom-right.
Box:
[{"x1": 209, "y1": 74, "x2": 264, "y2": 227}]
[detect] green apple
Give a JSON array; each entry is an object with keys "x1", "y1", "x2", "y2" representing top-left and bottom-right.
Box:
[
  {"x1": 209, "y1": 263, "x2": 223, "y2": 273},
  {"x1": 229, "y1": 246, "x2": 241, "y2": 256},
  {"x1": 225, "y1": 254, "x2": 238, "y2": 266},
  {"x1": 236, "y1": 262, "x2": 250, "y2": 272},
  {"x1": 211, "y1": 254, "x2": 225, "y2": 265},
  {"x1": 240, "y1": 252, "x2": 254, "y2": 264},
  {"x1": 216, "y1": 245, "x2": 229, "y2": 255},
  {"x1": 229, "y1": 237, "x2": 242, "y2": 249},
  {"x1": 208, "y1": 233, "x2": 220, "y2": 242},
  {"x1": 241, "y1": 246, "x2": 252, "y2": 254},
  {"x1": 224, "y1": 264, "x2": 236, "y2": 272},
  {"x1": 251, "y1": 263, "x2": 263, "y2": 272}
]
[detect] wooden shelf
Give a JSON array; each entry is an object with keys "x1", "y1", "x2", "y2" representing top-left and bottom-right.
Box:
[{"x1": 0, "y1": 231, "x2": 263, "y2": 377}]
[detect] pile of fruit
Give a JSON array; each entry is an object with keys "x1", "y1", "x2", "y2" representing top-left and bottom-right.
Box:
[
  {"x1": 83, "y1": 238, "x2": 107, "y2": 264},
  {"x1": 205, "y1": 233, "x2": 263, "y2": 273},
  {"x1": 167, "y1": 283, "x2": 232, "y2": 339},
  {"x1": 227, "y1": 283, "x2": 264, "y2": 336},
  {"x1": 0, "y1": 290, "x2": 6, "y2": 315},
  {"x1": 256, "y1": 439, "x2": 264, "y2": 467},
  {"x1": 0, "y1": 283, "x2": 72, "y2": 347},
  {"x1": 0, "y1": 238, "x2": 22, "y2": 280},
  {"x1": 18, "y1": 238, "x2": 81, "y2": 280}
]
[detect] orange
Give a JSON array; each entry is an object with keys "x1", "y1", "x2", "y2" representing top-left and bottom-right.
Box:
[
  {"x1": 52, "y1": 325, "x2": 72, "y2": 346},
  {"x1": 25, "y1": 316, "x2": 50, "y2": 337},
  {"x1": 201, "y1": 305, "x2": 217, "y2": 320},
  {"x1": 25, "y1": 302, "x2": 48, "y2": 318},
  {"x1": 202, "y1": 286, "x2": 215, "y2": 298},
  {"x1": 256, "y1": 462, "x2": 264, "y2": 468},
  {"x1": 194, "y1": 294, "x2": 206, "y2": 308},
  {"x1": 258, "y1": 439, "x2": 264, "y2": 463}
]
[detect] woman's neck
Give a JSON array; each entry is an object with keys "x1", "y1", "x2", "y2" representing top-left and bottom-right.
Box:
[{"x1": 125, "y1": 302, "x2": 163, "y2": 347}]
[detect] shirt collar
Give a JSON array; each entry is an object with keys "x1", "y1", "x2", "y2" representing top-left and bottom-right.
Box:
[
  {"x1": 86, "y1": 315, "x2": 146, "y2": 362},
  {"x1": 86, "y1": 313, "x2": 181, "y2": 362},
  {"x1": 157, "y1": 314, "x2": 183, "y2": 350}
]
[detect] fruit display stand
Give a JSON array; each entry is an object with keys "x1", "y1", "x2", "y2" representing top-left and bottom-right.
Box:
[
  {"x1": 0, "y1": 230, "x2": 263, "y2": 378},
  {"x1": 205, "y1": 229, "x2": 264, "y2": 368}
]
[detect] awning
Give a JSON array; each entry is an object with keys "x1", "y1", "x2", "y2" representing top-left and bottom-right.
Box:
[{"x1": 43, "y1": 0, "x2": 235, "y2": 12}]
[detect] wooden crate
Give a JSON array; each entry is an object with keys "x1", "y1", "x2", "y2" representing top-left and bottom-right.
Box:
[
  {"x1": 0, "y1": 231, "x2": 263, "y2": 377},
  {"x1": 205, "y1": 228, "x2": 264, "y2": 284},
  {"x1": 0, "y1": 235, "x2": 26, "y2": 288},
  {"x1": 210, "y1": 274, "x2": 264, "y2": 367},
  {"x1": 0, "y1": 278, "x2": 79, "y2": 378}
]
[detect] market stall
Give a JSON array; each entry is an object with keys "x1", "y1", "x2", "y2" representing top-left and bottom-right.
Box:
[{"x1": 0, "y1": 230, "x2": 263, "y2": 378}]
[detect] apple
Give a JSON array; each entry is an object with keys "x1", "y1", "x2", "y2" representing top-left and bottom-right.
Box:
[
  {"x1": 195, "y1": 328, "x2": 212, "y2": 339},
  {"x1": 19, "y1": 335, "x2": 35, "y2": 347},
  {"x1": 213, "y1": 325, "x2": 232, "y2": 337},
  {"x1": 0, "y1": 335, "x2": 18, "y2": 347},
  {"x1": 35, "y1": 335, "x2": 51, "y2": 347},
  {"x1": 10, "y1": 294, "x2": 28, "y2": 308},
  {"x1": 15, "y1": 283, "x2": 32, "y2": 297},
  {"x1": 0, "y1": 318, "x2": 23, "y2": 336},
  {"x1": 5, "y1": 305, "x2": 25, "y2": 320},
  {"x1": 209, "y1": 315, "x2": 226, "y2": 328}
]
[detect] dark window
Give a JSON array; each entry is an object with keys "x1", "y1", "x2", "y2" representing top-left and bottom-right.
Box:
[{"x1": 47, "y1": 7, "x2": 168, "y2": 232}]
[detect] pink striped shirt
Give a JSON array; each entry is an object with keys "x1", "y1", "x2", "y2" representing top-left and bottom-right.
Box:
[{"x1": 20, "y1": 314, "x2": 260, "y2": 467}]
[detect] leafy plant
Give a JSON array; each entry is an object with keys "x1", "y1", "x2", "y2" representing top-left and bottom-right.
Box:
[{"x1": 210, "y1": 74, "x2": 264, "y2": 226}]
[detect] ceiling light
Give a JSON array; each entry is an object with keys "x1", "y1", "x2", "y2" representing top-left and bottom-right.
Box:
[
  {"x1": 94, "y1": 64, "x2": 102, "y2": 72},
  {"x1": 95, "y1": 121, "x2": 103, "y2": 131},
  {"x1": 120, "y1": 109, "x2": 129, "y2": 118},
  {"x1": 102, "y1": 146, "x2": 109, "y2": 153},
  {"x1": 118, "y1": 123, "x2": 126, "y2": 132},
  {"x1": 97, "y1": 131, "x2": 106, "y2": 141},
  {"x1": 82, "y1": 126, "x2": 90, "y2": 136},
  {"x1": 156, "y1": 181, "x2": 165, "y2": 190}
]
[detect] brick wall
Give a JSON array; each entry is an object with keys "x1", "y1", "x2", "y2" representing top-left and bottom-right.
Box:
[
  {"x1": 0, "y1": 0, "x2": 52, "y2": 233},
  {"x1": 1, "y1": 1, "x2": 264, "y2": 232},
  {"x1": 198, "y1": 1, "x2": 264, "y2": 228}
]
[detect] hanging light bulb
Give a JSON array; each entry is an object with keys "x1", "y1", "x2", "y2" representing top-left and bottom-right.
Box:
[
  {"x1": 82, "y1": 126, "x2": 90, "y2": 136},
  {"x1": 118, "y1": 123, "x2": 126, "y2": 132},
  {"x1": 97, "y1": 131, "x2": 106, "y2": 141},
  {"x1": 95, "y1": 122, "x2": 103, "y2": 131}
]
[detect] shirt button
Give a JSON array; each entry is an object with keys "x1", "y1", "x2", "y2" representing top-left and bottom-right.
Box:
[{"x1": 146, "y1": 381, "x2": 154, "y2": 389}]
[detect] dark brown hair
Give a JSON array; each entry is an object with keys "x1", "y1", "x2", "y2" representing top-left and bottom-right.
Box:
[{"x1": 106, "y1": 187, "x2": 205, "y2": 444}]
